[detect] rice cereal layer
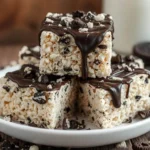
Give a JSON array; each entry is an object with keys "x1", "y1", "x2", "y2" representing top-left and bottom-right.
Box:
[
  {"x1": 39, "y1": 11, "x2": 114, "y2": 78},
  {"x1": 0, "y1": 74, "x2": 77, "y2": 129},
  {"x1": 79, "y1": 69, "x2": 150, "y2": 128}
]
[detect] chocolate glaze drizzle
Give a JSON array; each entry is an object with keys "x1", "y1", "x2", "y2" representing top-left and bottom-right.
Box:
[
  {"x1": 87, "y1": 68, "x2": 150, "y2": 108},
  {"x1": 39, "y1": 11, "x2": 114, "y2": 79},
  {"x1": 21, "y1": 46, "x2": 40, "y2": 60},
  {"x1": 6, "y1": 64, "x2": 70, "y2": 91}
]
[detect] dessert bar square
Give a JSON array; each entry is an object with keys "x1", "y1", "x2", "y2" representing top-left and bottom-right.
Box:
[
  {"x1": 39, "y1": 11, "x2": 114, "y2": 79},
  {"x1": 0, "y1": 65, "x2": 77, "y2": 129}
]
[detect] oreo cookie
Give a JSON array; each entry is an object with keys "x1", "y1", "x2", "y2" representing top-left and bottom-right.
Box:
[
  {"x1": 131, "y1": 135, "x2": 150, "y2": 150},
  {"x1": 133, "y1": 42, "x2": 150, "y2": 65}
]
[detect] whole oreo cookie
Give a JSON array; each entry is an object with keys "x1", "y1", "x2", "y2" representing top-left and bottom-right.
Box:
[
  {"x1": 131, "y1": 135, "x2": 150, "y2": 150},
  {"x1": 133, "y1": 42, "x2": 150, "y2": 65}
]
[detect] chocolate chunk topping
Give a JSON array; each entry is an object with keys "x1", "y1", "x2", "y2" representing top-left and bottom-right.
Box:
[
  {"x1": 32, "y1": 91, "x2": 46, "y2": 104},
  {"x1": 72, "y1": 10, "x2": 84, "y2": 18},
  {"x1": 70, "y1": 18, "x2": 86, "y2": 29},
  {"x1": 40, "y1": 11, "x2": 114, "y2": 79},
  {"x1": 6, "y1": 64, "x2": 70, "y2": 92},
  {"x1": 3, "y1": 86, "x2": 10, "y2": 92},
  {"x1": 138, "y1": 110, "x2": 150, "y2": 119}
]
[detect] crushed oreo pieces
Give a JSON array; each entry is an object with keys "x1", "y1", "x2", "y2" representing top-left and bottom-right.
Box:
[
  {"x1": 70, "y1": 18, "x2": 86, "y2": 29},
  {"x1": 63, "y1": 118, "x2": 86, "y2": 130},
  {"x1": 32, "y1": 91, "x2": 47, "y2": 104},
  {"x1": 131, "y1": 134, "x2": 150, "y2": 150},
  {"x1": 3, "y1": 85, "x2": 10, "y2": 92},
  {"x1": 138, "y1": 110, "x2": 150, "y2": 119},
  {"x1": 94, "y1": 59, "x2": 101, "y2": 65},
  {"x1": 135, "y1": 95, "x2": 141, "y2": 101},
  {"x1": 59, "y1": 36, "x2": 71, "y2": 45},
  {"x1": 111, "y1": 54, "x2": 123, "y2": 64},
  {"x1": 72, "y1": 10, "x2": 84, "y2": 18},
  {"x1": 40, "y1": 75, "x2": 49, "y2": 84},
  {"x1": 125, "y1": 117, "x2": 132, "y2": 123}
]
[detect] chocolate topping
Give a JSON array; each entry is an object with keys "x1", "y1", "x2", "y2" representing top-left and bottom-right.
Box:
[
  {"x1": 20, "y1": 46, "x2": 40, "y2": 60},
  {"x1": 86, "y1": 68, "x2": 150, "y2": 108},
  {"x1": 5, "y1": 64, "x2": 70, "y2": 92},
  {"x1": 39, "y1": 11, "x2": 114, "y2": 79}
]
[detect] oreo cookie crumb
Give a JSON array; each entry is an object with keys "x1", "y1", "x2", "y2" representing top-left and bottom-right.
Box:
[
  {"x1": 94, "y1": 59, "x2": 101, "y2": 65},
  {"x1": 135, "y1": 95, "x2": 141, "y2": 101},
  {"x1": 125, "y1": 117, "x2": 132, "y2": 123},
  {"x1": 123, "y1": 101, "x2": 127, "y2": 106},
  {"x1": 64, "y1": 67, "x2": 72, "y2": 72},
  {"x1": 32, "y1": 91, "x2": 46, "y2": 104},
  {"x1": 71, "y1": 18, "x2": 85, "y2": 29},
  {"x1": 145, "y1": 78, "x2": 149, "y2": 84},
  {"x1": 63, "y1": 119, "x2": 86, "y2": 130},
  {"x1": 40, "y1": 75, "x2": 49, "y2": 84},
  {"x1": 3, "y1": 86, "x2": 10, "y2": 92},
  {"x1": 59, "y1": 36, "x2": 70, "y2": 45},
  {"x1": 72, "y1": 10, "x2": 84, "y2": 18},
  {"x1": 64, "y1": 107, "x2": 71, "y2": 113},
  {"x1": 138, "y1": 110, "x2": 150, "y2": 119},
  {"x1": 63, "y1": 47, "x2": 70, "y2": 55}
]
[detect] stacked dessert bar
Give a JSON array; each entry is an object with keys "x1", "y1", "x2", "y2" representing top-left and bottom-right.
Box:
[{"x1": 0, "y1": 11, "x2": 150, "y2": 129}]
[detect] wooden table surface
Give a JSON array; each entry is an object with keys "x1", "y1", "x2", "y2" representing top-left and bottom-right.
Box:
[{"x1": 0, "y1": 45, "x2": 23, "y2": 66}]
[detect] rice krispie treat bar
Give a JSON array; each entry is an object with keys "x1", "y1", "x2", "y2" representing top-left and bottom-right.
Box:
[
  {"x1": 0, "y1": 65, "x2": 77, "y2": 129},
  {"x1": 79, "y1": 66, "x2": 150, "y2": 128},
  {"x1": 39, "y1": 11, "x2": 114, "y2": 79},
  {"x1": 19, "y1": 46, "x2": 40, "y2": 66}
]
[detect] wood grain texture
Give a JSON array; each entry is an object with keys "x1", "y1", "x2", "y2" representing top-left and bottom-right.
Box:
[
  {"x1": 0, "y1": 0, "x2": 102, "y2": 45},
  {"x1": 0, "y1": 45, "x2": 21, "y2": 66}
]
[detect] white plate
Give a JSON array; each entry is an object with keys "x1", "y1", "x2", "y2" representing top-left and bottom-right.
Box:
[{"x1": 0, "y1": 66, "x2": 150, "y2": 148}]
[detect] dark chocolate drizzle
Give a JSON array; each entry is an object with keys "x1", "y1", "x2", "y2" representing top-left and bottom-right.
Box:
[
  {"x1": 20, "y1": 46, "x2": 40, "y2": 60},
  {"x1": 39, "y1": 11, "x2": 114, "y2": 79},
  {"x1": 87, "y1": 68, "x2": 150, "y2": 108},
  {"x1": 6, "y1": 64, "x2": 70, "y2": 91}
]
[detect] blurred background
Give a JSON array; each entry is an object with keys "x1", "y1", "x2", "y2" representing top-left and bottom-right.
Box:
[
  {"x1": 0, "y1": 0, "x2": 101, "y2": 45},
  {"x1": 0, "y1": 0, "x2": 101, "y2": 66}
]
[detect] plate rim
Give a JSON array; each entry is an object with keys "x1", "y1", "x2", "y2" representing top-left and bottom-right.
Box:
[{"x1": 0, "y1": 117, "x2": 150, "y2": 135}]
